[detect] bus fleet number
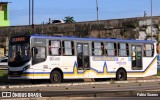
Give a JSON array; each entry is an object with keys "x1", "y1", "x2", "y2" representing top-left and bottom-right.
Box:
[{"x1": 50, "y1": 57, "x2": 60, "y2": 61}]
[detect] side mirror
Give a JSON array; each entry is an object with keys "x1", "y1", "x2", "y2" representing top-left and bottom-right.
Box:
[{"x1": 33, "y1": 47, "x2": 38, "y2": 54}]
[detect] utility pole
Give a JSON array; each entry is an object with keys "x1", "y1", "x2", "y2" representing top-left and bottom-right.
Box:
[
  {"x1": 150, "y1": 0, "x2": 153, "y2": 40},
  {"x1": 29, "y1": 0, "x2": 31, "y2": 25},
  {"x1": 96, "y1": 0, "x2": 98, "y2": 21},
  {"x1": 144, "y1": 11, "x2": 147, "y2": 17},
  {"x1": 32, "y1": 0, "x2": 34, "y2": 28},
  {"x1": 29, "y1": 0, "x2": 34, "y2": 28}
]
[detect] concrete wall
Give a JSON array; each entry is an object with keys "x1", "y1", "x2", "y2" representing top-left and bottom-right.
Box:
[{"x1": 1, "y1": 16, "x2": 160, "y2": 37}]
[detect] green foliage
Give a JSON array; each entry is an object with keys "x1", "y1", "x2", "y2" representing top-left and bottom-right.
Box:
[
  {"x1": 0, "y1": 70, "x2": 7, "y2": 77},
  {"x1": 64, "y1": 16, "x2": 75, "y2": 23}
]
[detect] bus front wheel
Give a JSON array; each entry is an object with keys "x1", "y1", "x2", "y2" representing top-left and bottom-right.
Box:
[
  {"x1": 116, "y1": 69, "x2": 127, "y2": 81},
  {"x1": 50, "y1": 70, "x2": 62, "y2": 83}
]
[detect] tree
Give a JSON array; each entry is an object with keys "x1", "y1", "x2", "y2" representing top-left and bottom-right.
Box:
[{"x1": 64, "y1": 16, "x2": 75, "y2": 23}]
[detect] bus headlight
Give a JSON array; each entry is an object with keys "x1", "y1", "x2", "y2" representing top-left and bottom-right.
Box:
[{"x1": 23, "y1": 65, "x2": 30, "y2": 71}]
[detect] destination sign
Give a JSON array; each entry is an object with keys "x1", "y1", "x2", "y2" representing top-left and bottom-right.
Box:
[{"x1": 11, "y1": 37, "x2": 26, "y2": 42}]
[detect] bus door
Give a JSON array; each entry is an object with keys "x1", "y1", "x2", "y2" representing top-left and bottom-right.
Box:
[
  {"x1": 131, "y1": 45, "x2": 142, "y2": 70},
  {"x1": 77, "y1": 43, "x2": 90, "y2": 70}
]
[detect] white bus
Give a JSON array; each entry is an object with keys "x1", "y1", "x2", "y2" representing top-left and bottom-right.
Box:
[{"x1": 8, "y1": 34, "x2": 157, "y2": 83}]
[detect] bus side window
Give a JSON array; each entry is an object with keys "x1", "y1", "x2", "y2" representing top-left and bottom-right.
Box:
[
  {"x1": 49, "y1": 40, "x2": 61, "y2": 55},
  {"x1": 92, "y1": 42, "x2": 103, "y2": 56},
  {"x1": 62, "y1": 41, "x2": 74, "y2": 56},
  {"x1": 105, "y1": 42, "x2": 116, "y2": 56},
  {"x1": 144, "y1": 44, "x2": 154, "y2": 57},
  {"x1": 32, "y1": 47, "x2": 46, "y2": 65},
  {"x1": 118, "y1": 43, "x2": 128, "y2": 57}
]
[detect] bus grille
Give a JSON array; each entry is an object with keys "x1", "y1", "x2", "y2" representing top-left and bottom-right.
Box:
[{"x1": 9, "y1": 71, "x2": 23, "y2": 77}]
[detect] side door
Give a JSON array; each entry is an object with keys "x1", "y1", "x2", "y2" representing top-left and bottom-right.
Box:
[
  {"x1": 131, "y1": 45, "x2": 142, "y2": 70},
  {"x1": 77, "y1": 43, "x2": 90, "y2": 70}
]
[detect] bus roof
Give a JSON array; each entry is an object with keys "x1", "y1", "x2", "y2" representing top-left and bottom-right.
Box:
[{"x1": 31, "y1": 34, "x2": 155, "y2": 44}]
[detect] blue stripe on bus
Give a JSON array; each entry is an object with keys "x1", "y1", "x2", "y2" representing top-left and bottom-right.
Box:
[
  {"x1": 90, "y1": 62, "x2": 111, "y2": 73},
  {"x1": 31, "y1": 35, "x2": 155, "y2": 44}
]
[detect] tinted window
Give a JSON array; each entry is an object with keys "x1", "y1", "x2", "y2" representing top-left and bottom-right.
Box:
[{"x1": 32, "y1": 47, "x2": 46, "y2": 65}]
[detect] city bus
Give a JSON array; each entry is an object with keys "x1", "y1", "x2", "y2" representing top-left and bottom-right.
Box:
[{"x1": 8, "y1": 34, "x2": 157, "y2": 83}]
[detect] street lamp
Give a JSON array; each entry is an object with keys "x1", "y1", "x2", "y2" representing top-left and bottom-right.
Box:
[{"x1": 96, "y1": 0, "x2": 98, "y2": 21}]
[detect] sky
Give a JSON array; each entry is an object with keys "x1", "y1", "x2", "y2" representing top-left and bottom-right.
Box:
[{"x1": 2, "y1": 0, "x2": 160, "y2": 26}]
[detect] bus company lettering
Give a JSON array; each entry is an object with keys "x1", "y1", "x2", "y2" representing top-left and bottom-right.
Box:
[
  {"x1": 92, "y1": 57, "x2": 116, "y2": 61},
  {"x1": 116, "y1": 58, "x2": 126, "y2": 65},
  {"x1": 50, "y1": 57, "x2": 60, "y2": 61}
]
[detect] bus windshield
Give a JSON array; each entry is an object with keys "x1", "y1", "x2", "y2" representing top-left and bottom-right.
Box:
[{"x1": 8, "y1": 36, "x2": 30, "y2": 67}]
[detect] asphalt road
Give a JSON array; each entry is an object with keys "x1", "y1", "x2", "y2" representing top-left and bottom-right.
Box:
[{"x1": 0, "y1": 81, "x2": 160, "y2": 99}]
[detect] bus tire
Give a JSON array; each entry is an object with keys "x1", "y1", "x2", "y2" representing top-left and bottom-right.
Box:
[
  {"x1": 50, "y1": 70, "x2": 62, "y2": 83},
  {"x1": 116, "y1": 69, "x2": 127, "y2": 81}
]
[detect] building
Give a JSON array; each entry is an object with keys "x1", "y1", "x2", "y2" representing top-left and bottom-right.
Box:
[{"x1": 0, "y1": 2, "x2": 10, "y2": 27}]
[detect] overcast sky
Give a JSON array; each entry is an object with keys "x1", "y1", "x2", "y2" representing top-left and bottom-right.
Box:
[{"x1": 2, "y1": 0, "x2": 160, "y2": 26}]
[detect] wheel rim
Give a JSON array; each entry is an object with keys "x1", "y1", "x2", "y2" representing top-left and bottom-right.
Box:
[
  {"x1": 53, "y1": 73, "x2": 60, "y2": 82},
  {"x1": 119, "y1": 72, "x2": 124, "y2": 80}
]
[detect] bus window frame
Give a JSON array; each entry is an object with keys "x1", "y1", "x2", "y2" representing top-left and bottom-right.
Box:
[
  {"x1": 32, "y1": 46, "x2": 47, "y2": 65},
  {"x1": 49, "y1": 40, "x2": 61, "y2": 56},
  {"x1": 118, "y1": 43, "x2": 129, "y2": 57},
  {"x1": 92, "y1": 42, "x2": 104, "y2": 56},
  {"x1": 143, "y1": 43, "x2": 154, "y2": 57},
  {"x1": 62, "y1": 40, "x2": 75, "y2": 56},
  {"x1": 104, "y1": 42, "x2": 117, "y2": 56}
]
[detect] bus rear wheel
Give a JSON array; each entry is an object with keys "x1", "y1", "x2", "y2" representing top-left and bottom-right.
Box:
[
  {"x1": 116, "y1": 69, "x2": 127, "y2": 81},
  {"x1": 50, "y1": 70, "x2": 62, "y2": 83}
]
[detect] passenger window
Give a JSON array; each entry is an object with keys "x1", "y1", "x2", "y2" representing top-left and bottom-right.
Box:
[
  {"x1": 49, "y1": 40, "x2": 61, "y2": 55},
  {"x1": 62, "y1": 41, "x2": 74, "y2": 55},
  {"x1": 92, "y1": 42, "x2": 103, "y2": 56},
  {"x1": 144, "y1": 44, "x2": 154, "y2": 57},
  {"x1": 118, "y1": 43, "x2": 128, "y2": 57},
  {"x1": 105, "y1": 43, "x2": 116, "y2": 56}
]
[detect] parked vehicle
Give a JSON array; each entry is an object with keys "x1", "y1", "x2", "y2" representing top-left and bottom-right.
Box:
[
  {"x1": 48, "y1": 19, "x2": 65, "y2": 24},
  {"x1": 0, "y1": 57, "x2": 8, "y2": 70}
]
